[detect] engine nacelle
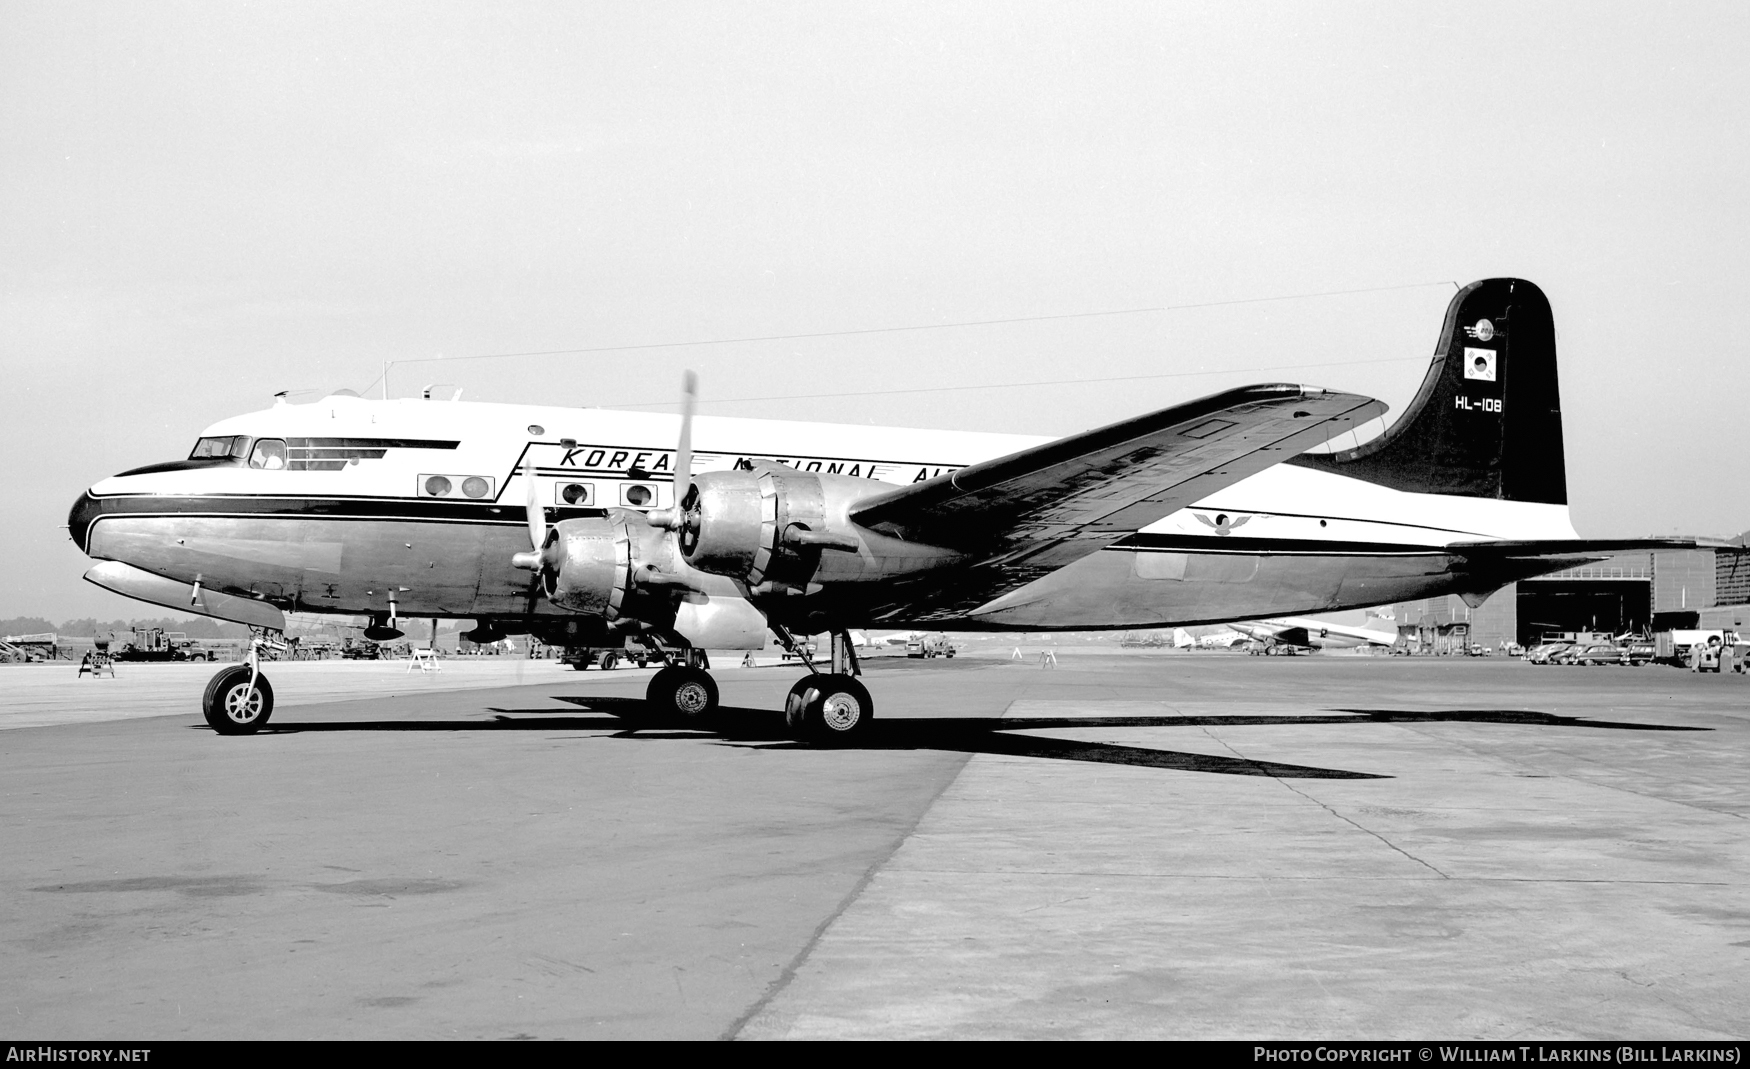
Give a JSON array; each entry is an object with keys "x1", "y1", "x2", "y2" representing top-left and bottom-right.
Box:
[
  {"x1": 675, "y1": 466, "x2": 966, "y2": 592},
  {"x1": 681, "y1": 468, "x2": 865, "y2": 588},
  {"x1": 538, "y1": 510, "x2": 676, "y2": 621}
]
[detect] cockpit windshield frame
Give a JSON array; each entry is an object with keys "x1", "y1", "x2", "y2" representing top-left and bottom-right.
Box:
[{"x1": 189, "y1": 436, "x2": 253, "y2": 461}]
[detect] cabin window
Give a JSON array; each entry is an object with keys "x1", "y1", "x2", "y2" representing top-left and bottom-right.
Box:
[
  {"x1": 248, "y1": 439, "x2": 288, "y2": 470},
  {"x1": 557, "y1": 482, "x2": 593, "y2": 505},
  {"x1": 420, "y1": 473, "x2": 492, "y2": 498},
  {"x1": 622, "y1": 483, "x2": 654, "y2": 507}
]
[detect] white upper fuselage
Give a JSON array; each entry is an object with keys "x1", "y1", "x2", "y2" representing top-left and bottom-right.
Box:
[{"x1": 88, "y1": 393, "x2": 1578, "y2": 547}]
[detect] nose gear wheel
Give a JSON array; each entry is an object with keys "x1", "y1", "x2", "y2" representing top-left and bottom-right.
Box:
[{"x1": 202, "y1": 665, "x2": 275, "y2": 735}]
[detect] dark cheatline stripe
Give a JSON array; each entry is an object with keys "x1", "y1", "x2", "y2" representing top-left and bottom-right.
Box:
[
  {"x1": 69, "y1": 492, "x2": 605, "y2": 550},
  {"x1": 1108, "y1": 532, "x2": 1451, "y2": 556},
  {"x1": 289, "y1": 448, "x2": 391, "y2": 460},
  {"x1": 285, "y1": 437, "x2": 460, "y2": 450}
]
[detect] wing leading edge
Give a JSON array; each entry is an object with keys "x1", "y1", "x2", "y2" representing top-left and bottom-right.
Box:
[{"x1": 849, "y1": 384, "x2": 1387, "y2": 622}]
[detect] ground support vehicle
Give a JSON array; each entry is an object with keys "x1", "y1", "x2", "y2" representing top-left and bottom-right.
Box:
[
  {"x1": 560, "y1": 644, "x2": 654, "y2": 670},
  {"x1": 1687, "y1": 635, "x2": 1746, "y2": 674},
  {"x1": 906, "y1": 633, "x2": 956, "y2": 658},
  {"x1": 1655, "y1": 630, "x2": 1738, "y2": 668},
  {"x1": 109, "y1": 627, "x2": 213, "y2": 662},
  {"x1": 1246, "y1": 641, "x2": 1303, "y2": 656},
  {"x1": 339, "y1": 638, "x2": 381, "y2": 660},
  {"x1": 1, "y1": 634, "x2": 58, "y2": 662}
]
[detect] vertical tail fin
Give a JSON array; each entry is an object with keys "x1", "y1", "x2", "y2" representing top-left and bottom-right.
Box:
[{"x1": 1288, "y1": 278, "x2": 1566, "y2": 504}]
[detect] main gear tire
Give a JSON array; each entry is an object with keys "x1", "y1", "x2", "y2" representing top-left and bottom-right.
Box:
[
  {"x1": 645, "y1": 665, "x2": 720, "y2": 726},
  {"x1": 202, "y1": 666, "x2": 274, "y2": 735},
  {"x1": 793, "y1": 674, "x2": 873, "y2": 745},
  {"x1": 783, "y1": 677, "x2": 814, "y2": 733}
]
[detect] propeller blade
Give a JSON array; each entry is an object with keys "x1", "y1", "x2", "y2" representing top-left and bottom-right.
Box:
[
  {"x1": 524, "y1": 458, "x2": 544, "y2": 551},
  {"x1": 675, "y1": 369, "x2": 697, "y2": 497},
  {"x1": 645, "y1": 371, "x2": 699, "y2": 532}
]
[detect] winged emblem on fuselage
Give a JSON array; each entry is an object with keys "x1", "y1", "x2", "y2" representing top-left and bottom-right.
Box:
[{"x1": 1194, "y1": 512, "x2": 1252, "y2": 537}]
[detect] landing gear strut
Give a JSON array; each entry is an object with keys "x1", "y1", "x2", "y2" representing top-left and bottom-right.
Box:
[
  {"x1": 202, "y1": 630, "x2": 284, "y2": 735},
  {"x1": 779, "y1": 628, "x2": 873, "y2": 744}
]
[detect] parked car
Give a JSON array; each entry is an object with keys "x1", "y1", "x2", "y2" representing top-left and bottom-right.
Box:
[
  {"x1": 1526, "y1": 642, "x2": 1572, "y2": 665},
  {"x1": 1567, "y1": 642, "x2": 1629, "y2": 666}
]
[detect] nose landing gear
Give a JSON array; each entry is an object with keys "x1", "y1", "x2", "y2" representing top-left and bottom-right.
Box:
[{"x1": 201, "y1": 630, "x2": 285, "y2": 734}]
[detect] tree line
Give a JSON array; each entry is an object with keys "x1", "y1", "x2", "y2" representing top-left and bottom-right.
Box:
[{"x1": 0, "y1": 616, "x2": 253, "y2": 639}]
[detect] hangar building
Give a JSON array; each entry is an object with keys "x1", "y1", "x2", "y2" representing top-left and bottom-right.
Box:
[{"x1": 1391, "y1": 535, "x2": 1750, "y2": 649}]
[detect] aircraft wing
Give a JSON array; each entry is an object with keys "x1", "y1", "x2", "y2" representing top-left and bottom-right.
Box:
[{"x1": 849, "y1": 384, "x2": 1386, "y2": 622}]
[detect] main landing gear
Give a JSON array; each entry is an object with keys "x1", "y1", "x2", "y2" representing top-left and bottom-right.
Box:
[
  {"x1": 778, "y1": 628, "x2": 873, "y2": 745},
  {"x1": 202, "y1": 630, "x2": 285, "y2": 735},
  {"x1": 644, "y1": 648, "x2": 720, "y2": 727},
  {"x1": 635, "y1": 630, "x2": 874, "y2": 744}
]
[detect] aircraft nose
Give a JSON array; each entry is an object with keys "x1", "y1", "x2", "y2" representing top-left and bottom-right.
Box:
[{"x1": 68, "y1": 490, "x2": 103, "y2": 555}]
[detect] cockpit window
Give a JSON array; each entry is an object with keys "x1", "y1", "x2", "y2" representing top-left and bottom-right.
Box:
[
  {"x1": 190, "y1": 435, "x2": 251, "y2": 460},
  {"x1": 248, "y1": 438, "x2": 288, "y2": 470}
]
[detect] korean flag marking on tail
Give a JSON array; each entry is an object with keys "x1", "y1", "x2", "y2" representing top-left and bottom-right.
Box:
[{"x1": 1463, "y1": 347, "x2": 1497, "y2": 382}]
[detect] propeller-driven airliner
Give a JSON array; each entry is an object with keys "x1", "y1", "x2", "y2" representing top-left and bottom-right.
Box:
[
  {"x1": 1227, "y1": 613, "x2": 1402, "y2": 653},
  {"x1": 68, "y1": 279, "x2": 1685, "y2": 741}
]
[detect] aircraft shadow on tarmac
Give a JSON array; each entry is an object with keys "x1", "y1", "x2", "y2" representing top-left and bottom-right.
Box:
[{"x1": 246, "y1": 699, "x2": 1706, "y2": 781}]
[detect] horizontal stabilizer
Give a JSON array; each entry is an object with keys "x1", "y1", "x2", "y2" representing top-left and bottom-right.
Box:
[{"x1": 1447, "y1": 537, "x2": 1704, "y2": 585}]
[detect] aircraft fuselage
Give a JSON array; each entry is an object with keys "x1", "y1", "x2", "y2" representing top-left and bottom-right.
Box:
[{"x1": 69, "y1": 393, "x2": 1578, "y2": 632}]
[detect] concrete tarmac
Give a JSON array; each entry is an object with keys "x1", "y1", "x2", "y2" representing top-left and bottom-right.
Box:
[{"x1": 1, "y1": 652, "x2": 1745, "y2": 1039}]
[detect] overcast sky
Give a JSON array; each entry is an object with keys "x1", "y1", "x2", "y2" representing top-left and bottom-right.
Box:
[{"x1": 4, "y1": 1, "x2": 1747, "y2": 620}]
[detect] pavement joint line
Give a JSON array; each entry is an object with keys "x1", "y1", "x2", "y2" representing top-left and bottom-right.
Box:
[
  {"x1": 874, "y1": 868, "x2": 1735, "y2": 885},
  {"x1": 1387, "y1": 720, "x2": 1750, "y2": 823},
  {"x1": 719, "y1": 743, "x2": 979, "y2": 1041},
  {"x1": 1198, "y1": 724, "x2": 1453, "y2": 879}
]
